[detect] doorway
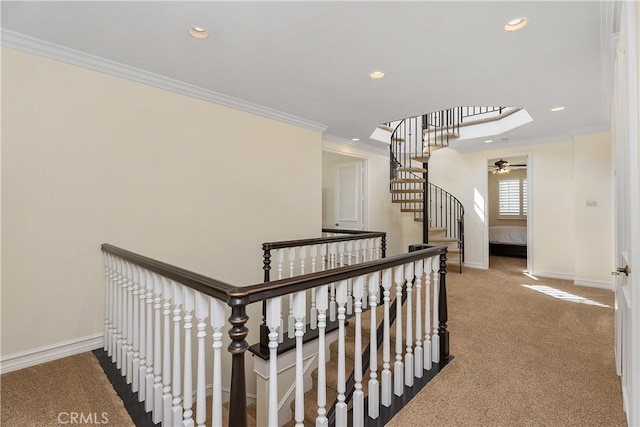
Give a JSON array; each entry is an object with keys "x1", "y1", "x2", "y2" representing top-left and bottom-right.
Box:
[
  {"x1": 485, "y1": 154, "x2": 531, "y2": 273},
  {"x1": 322, "y1": 150, "x2": 368, "y2": 231}
]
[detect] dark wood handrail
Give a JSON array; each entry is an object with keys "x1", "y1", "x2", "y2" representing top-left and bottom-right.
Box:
[
  {"x1": 263, "y1": 231, "x2": 386, "y2": 251},
  {"x1": 234, "y1": 246, "x2": 446, "y2": 303},
  {"x1": 101, "y1": 243, "x2": 232, "y2": 301}
]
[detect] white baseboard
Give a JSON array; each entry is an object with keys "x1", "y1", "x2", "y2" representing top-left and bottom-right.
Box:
[
  {"x1": 574, "y1": 278, "x2": 614, "y2": 291},
  {"x1": 0, "y1": 333, "x2": 104, "y2": 374},
  {"x1": 532, "y1": 270, "x2": 575, "y2": 281},
  {"x1": 461, "y1": 261, "x2": 485, "y2": 270}
]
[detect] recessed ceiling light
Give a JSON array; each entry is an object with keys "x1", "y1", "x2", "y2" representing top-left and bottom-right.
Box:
[
  {"x1": 188, "y1": 26, "x2": 209, "y2": 39},
  {"x1": 504, "y1": 17, "x2": 528, "y2": 32},
  {"x1": 484, "y1": 139, "x2": 493, "y2": 143},
  {"x1": 370, "y1": 71, "x2": 385, "y2": 79},
  {"x1": 352, "y1": 138, "x2": 360, "y2": 141},
  {"x1": 550, "y1": 106, "x2": 565, "y2": 112}
]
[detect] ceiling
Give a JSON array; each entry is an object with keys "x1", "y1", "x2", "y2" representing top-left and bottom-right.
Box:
[{"x1": 1, "y1": 1, "x2": 612, "y2": 154}]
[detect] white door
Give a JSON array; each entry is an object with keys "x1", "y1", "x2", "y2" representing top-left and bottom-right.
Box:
[
  {"x1": 613, "y1": 4, "x2": 639, "y2": 425},
  {"x1": 334, "y1": 161, "x2": 364, "y2": 230}
]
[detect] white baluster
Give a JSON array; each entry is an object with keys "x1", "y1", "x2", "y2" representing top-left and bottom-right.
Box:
[
  {"x1": 354, "y1": 240, "x2": 361, "y2": 264},
  {"x1": 136, "y1": 267, "x2": 146, "y2": 400},
  {"x1": 381, "y1": 268, "x2": 393, "y2": 407},
  {"x1": 404, "y1": 262, "x2": 414, "y2": 387},
  {"x1": 315, "y1": 285, "x2": 329, "y2": 427},
  {"x1": 424, "y1": 258, "x2": 433, "y2": 371},
  {"x1": 116, "y1": 260, "x2": 128, "y2": 375},
  {"x1": 114, "y1": 258, "x2": 123, "y2": 366},
  {"x1": 294, "y1": 291, "x2": 306, "y2": 427},
  {"x1": 329, "y1": 282, "x2": 336, "y2": 323},
  {"x1": 310, "y1": 245, "x2": 318, "y2": 330},
  {"x1": 394, "y1": 265, "x2": 404, "y2": 396},
  {"x1": 361, "y1": 238, "x2": 368, "y2": 262},
  {"x1": 329, "y1": 243, "x2": 337, "y2": 269},
  {"x1": 288, "y1": 247, "x2": 296, "y2": 339},
  {"x1": 335, "y1": 279, "x2": 348, "y2": 426},
  {"x1": 194, "y1": 293, "x2": 208, "y2": 427},
  {"x1": 432, "y1": 256, "x2": 440, "y2": 364},
  {"x1": 131, "y1": 266, "x2": 141, "y2": 391},
  {"x1": 266, "y1": 297, "x2": 282, "y2": 427},
  {"x1": 320, "y1": 244, "x2": 327, "y2": 271},
  {"x1": 362, "y1": 241, "x2": 370, "y2": 309},
  {"x1": 171, "y1": 282, "x2": 183, "y2": 426},
  {"x1": 103, "y1": 253, "x2": 111, "y2": 353},
  {"x1": 369, "y1": 238, "x2": 375, "y2": 262},
  {"x1": 368, "y1": 271, "x2": 380, "y2": 418},
  {"x1": 162, "y1": 278, "x2": 173, "y2": 424},
  {"x1": 414, "y1": 259, "x2": 424, "y2": 378},
  {"x1": 300, "y1": 246, "x2": 308, "y2": 334},
  {"x1": 338, "y1": 241, "x2": 345, "y2": 267},
  {"x1": 277, "y1": 249, "x2": 285, "y2": 343},
  {"x1": 182, "y1": 288, "x2": 195, "y2": 427},
  {"x1": 210, "y1": 298, "x2": 225, "y2": 427},
  {"x1": 152, "y1": 274, "x2": 163, "y2": 422},
  {"x1": 143, "y1": 271, "x2": 154, "y2": 411},
  {"x1": 126, "y1": 263, "x2": 135, "y2": 383},
  {"x1": 352, "y1": 275, "x2": 365, "y2": 425},
  {"x1": 108, "y1": 255, "x2": 117, "y2": 358},
  {"x1": 346, "y1": 241, "x2": 353, "y2": 315}
]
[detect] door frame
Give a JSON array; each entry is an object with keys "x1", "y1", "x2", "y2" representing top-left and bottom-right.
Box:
[
  {"x1": 482, "y1": 152, "x2": 533, "y2": 274},
  {"x1": 322, "y1": 148, "x2": 369, "y2": 231}
]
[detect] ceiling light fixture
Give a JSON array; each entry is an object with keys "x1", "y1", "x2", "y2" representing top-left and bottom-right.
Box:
[
  {"x1": 188, "y1": 26, "x2": 209, "y2": 39},
  {"x1": 493, "y1": 159, "x2": 511, "y2": 174},
  {"x1": 550, "y1": 106, "x2": 565, "y2": 112},
  {"x1": 504, "y1": 17, "x2": 528, "y2": 32},
  {"x1": 370, "y1": 71, "x2": 385, "y2": 79},
  {"x1": 352, "y1": 138, "x2": 360, "y2": 141},
  {"x1": 484, "y1": 139, "x2": 493, "y2": 143}
]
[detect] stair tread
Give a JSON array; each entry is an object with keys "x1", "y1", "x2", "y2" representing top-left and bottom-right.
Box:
[
  {"x1": 400, "y1": 208, "x2": 423, "y2": 212},
  {"x1": 397, "y1": 167, "x2": 427, "y2": 173},
  {"x1": 411, "y1": 155, "x2": 431, "y2": 162},
  {"x1": 390, "y1": 189, "x2": 423, "y2": 194},
  {"x1": 429, "y1": 237, "x2": 460, "y2": 242},
  {"x1": 422, "y1": 130, "x2": 460, "y2": 138},
  {"x1": 392, "y1": 199, "x2": 424, "y2": 203},
  {"x1": 390, "y1": 178, "x2": 425, "y2": 183}
]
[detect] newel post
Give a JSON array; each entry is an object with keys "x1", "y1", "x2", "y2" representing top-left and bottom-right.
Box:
[
  {"x1": 228, "y1": 295, "x2": 249, "y2": 427},
  {"x1": 438, "y1": 252, "x2": 449, "y2": 360},
  {"x1": 260, "y1": 244, "x2": 272, "y2": 353},
  {"x1": 381, "y1": 235, "x2": 387, "y2": 258}
]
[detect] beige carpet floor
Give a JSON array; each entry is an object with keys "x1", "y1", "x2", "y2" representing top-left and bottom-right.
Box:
[
  {"x1": 1, "y1": 352, "x2": 134, "y2": 427},
  {"x1": 387, "y1": 256, "x2": 627, "y2": 427}
]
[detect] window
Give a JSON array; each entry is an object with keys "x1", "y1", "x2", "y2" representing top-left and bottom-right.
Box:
[{"x1": 498, "y1": 178, "x2": 527, "y2": 218}]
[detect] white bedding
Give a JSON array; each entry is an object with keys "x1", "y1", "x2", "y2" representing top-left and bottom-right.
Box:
[{"x1": 489, "y1": 226, "x2": 527, "y2": 245}]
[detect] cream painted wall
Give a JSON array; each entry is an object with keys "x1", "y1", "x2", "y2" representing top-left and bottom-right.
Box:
[
  {"x1": 424, "y1": 133, "x2": 613, "y2": 284},
  {"x1": 487, "y1": 168, "x2": 528, "y2": 228},
  {"x1": 573, "y1": 133, "x2": 613, "y2": 283},
  {"x1": 322, "y1": 142, "x2": 407, "y2": 256},
  {"x1": 1, "y1": 47, "x2": 322, "y2": 358}
]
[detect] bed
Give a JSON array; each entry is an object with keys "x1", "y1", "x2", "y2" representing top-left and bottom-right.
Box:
[{"x1": 489, "y1": 225, "x2": 527, "y2": 258}]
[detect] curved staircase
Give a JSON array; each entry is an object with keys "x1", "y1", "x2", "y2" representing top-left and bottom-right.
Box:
[{"x1": 386, "y1": 107, "x2": 511, "y2": 273}]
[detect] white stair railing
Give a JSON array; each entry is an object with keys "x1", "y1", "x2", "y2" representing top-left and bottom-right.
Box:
[{"x1": 101, "y1": 240, "x2": 448, "y2": 427}]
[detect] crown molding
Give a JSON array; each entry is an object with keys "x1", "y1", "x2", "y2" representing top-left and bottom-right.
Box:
[
  {"x1": 322, "y1": 134, "x2": 389, "y2": 157},
  {"x1": 0, "y1": 29, "x2": 328, "y2": 134}
]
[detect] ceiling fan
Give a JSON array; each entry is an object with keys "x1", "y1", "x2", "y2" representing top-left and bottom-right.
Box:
[{"x1": 490, "y1": 158, "x2": 527, "y2": 174}]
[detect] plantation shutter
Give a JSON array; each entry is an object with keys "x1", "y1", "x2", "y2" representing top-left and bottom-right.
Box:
[{"x1": 498, "y1": 179, "x2": 521, "y2": 216}]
